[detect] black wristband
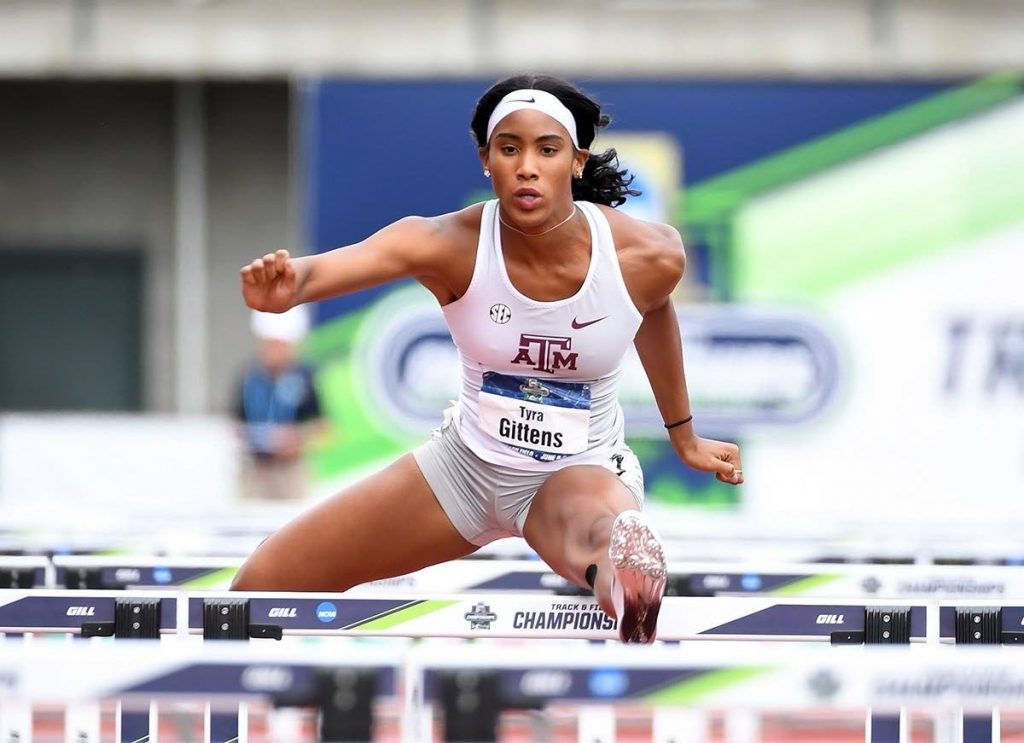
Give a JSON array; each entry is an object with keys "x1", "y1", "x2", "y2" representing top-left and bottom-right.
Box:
[{"x1": 664, "y1": 415, "x2": 693, "y2": 430}]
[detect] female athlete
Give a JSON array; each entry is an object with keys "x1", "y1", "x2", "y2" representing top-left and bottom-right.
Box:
[{"x1": 231, "y1": 74, "x2": 744, "y2": 643}]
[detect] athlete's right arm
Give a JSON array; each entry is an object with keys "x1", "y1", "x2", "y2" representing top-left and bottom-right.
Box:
[{"x1": 240, "y1": 216, "x2": 449, "y2": 313}]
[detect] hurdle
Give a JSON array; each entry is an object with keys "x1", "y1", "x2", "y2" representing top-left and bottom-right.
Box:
[
  {"x1": 0, "y1": 640, "x2": 401, "y2": 743},
  {"x1": 185, "y1": 591, "x2": 927, "y2": 643},
  {"x1": 50, "y1": 554, "x2": 571, "y2": 594},
  {"x1": 52, "y1": 555, "x2": 243, "y2": 590},
  {"x1": 0, "y1": 556, "x2": 48, "y2": 590},
  {"x1": 662, "y1": 562, "x2": 1024, "y2": 600},
  {"x1": 0, "y1": 588, "x2": 927, "y2": 642},
  {"x1": 48, "y1": 554, "x2": 1024, "y2": 600},
  {"x1": 406, "y1": 642, "x2": 1024, "y2": 743},
  {"x1": 939, "y1": 600, "x2": 1024, "y2": 645},
  {"x1": 0, "y1": 590, "x2": 179, "y2": 637},
  {"x1": 1, "y1": 640, "x2": 1020, "y2": 743}
]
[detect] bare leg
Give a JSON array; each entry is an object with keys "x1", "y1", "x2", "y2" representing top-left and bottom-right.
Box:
[
  {"x1": 521, "y1": 465, "x2": 637, "y2": 616},
  {"x1": 522, "y1": 464, "x2": 666, "y2": 642},
  {"x1": 231, "y1": 453, "x2": 477, "y2": 591}
]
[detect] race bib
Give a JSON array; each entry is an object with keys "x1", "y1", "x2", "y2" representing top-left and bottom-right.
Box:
[{"x1": 478, "y1": 372, "x2": 591, "y2": 461}]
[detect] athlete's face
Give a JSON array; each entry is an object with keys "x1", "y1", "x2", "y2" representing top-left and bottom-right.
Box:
[{"x1": 480, "y1": 109, "x2": 588, "y2": 229}]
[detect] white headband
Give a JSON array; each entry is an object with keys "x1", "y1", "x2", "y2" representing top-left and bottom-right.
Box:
[{"x1": 485, "y1": 89, "x2": 580, "y2": 149}]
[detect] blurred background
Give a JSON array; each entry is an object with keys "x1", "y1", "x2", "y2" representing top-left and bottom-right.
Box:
[{"x1": 0, "y1": 0, "x2": 1022, "y2": 553}]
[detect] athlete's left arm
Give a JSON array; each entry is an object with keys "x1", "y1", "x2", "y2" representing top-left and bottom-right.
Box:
[{"x1": 629, "y1": 226, "x2": 744, "y2": 485}]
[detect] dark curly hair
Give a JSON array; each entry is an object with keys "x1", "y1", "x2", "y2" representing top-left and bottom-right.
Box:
[{"x1": 470, "y1": 74, "x2": 640, "y2": 208}]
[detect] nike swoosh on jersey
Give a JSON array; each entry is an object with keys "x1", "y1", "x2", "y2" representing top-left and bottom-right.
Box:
[{"x1": 571, "y1": 316, "x2": 608, "y2": 330}]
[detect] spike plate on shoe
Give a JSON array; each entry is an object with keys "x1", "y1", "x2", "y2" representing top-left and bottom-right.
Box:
[{"x1": 609, "y1": 510, "x2": 666, "y2": 643}]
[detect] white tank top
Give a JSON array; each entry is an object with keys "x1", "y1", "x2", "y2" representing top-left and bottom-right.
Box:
[{"x1": 442, "y1": 200, "x2": 644, "y2": 471}]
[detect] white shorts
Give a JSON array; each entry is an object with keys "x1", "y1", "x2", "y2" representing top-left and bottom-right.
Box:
[{"x1": 413, "y1": 412, "x2": 644, "y2": 546}]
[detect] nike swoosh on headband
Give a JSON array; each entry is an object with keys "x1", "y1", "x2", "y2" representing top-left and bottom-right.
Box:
[
  {"x1": 486, "y1": 89, "x2": 580, "y2": 149},
  {"x1": 571, "y1": 316, "x2": 608, "y2": 330}
]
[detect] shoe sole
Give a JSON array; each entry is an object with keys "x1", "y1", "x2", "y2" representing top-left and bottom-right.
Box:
[{"x1": 608, "y1": 510, "x2": 667, "y2": 643}]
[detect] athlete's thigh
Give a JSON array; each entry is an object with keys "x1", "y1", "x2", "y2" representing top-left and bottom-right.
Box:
[
  {"x1": 232, "y1": 453, "x2": 477, "y2": 591},
  {"x1": 521, "y1": 464, "x2": 636, "y2": 585}
]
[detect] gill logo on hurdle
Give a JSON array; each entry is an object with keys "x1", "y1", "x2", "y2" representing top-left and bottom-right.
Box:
[{"x1": 816, "y1": 614, "x2": 845, "y2": 625}]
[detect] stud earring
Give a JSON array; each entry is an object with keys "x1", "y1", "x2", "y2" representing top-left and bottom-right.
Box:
[{"x1": 484, "y1": 169, "x2": 491, "y2": 178}]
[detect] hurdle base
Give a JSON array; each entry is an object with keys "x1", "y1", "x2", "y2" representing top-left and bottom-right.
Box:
[{"x1": 248, "y1": 623, "x2": 283, "y2": 640}]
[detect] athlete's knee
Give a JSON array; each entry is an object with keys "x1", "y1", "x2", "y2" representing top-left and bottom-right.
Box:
[{"x1": 584, "y1": 511, "x2": 617, "y2": 551}]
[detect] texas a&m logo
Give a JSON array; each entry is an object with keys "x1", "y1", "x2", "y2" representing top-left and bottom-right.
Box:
[{"x1": 510, "y1": 334, "x2": 578, "y2": 374}]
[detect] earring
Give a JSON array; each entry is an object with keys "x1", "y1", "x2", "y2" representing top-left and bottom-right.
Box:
[
  {"x1": 484, "y1": 169, "x2": 491, "y2": 178},
  {"x1": 573, "y1": 170, "x2": 582, "y2": 179}
]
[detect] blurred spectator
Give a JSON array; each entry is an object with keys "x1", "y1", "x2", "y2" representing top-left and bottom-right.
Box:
[{"x1": 234, "y1": 306, "x2": 324, "y2": 501}]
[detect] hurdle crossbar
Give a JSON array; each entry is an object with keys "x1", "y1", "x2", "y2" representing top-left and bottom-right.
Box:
[
  {"x1": 939, "y1": 600, "x2": 1024, "y2": 645},
  {"x1": 0, "y1": 589, "x2": 930, "y2": 642},
  {"x1": 188, "y1": 591, "x2": 928, "y2": 643},
  {"x1": 45, "y1": 555, "x2": 1024, "y2": 600},
  {"x1": 0, "y1": 590, "x2": 178, "y2": 636}
]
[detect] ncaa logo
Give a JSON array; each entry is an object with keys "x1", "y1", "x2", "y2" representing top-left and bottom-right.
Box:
[
  {"x1": 489, "y1": 304, "x2": 511, "y2": 324},
  {"x1": 153, "y1": 567, "x2": 173, "y2": 584},
  {"x1": 316, "y1": 601, "x2": 338, "y2": 623}
]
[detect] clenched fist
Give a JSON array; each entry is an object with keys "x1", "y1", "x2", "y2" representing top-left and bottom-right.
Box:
[
  {"x1": 673, "y1": 434, "x2": 745, "y2": 485},
  {"x1": 240, "y1": 249, "x2": 298, "y2": 313}
]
